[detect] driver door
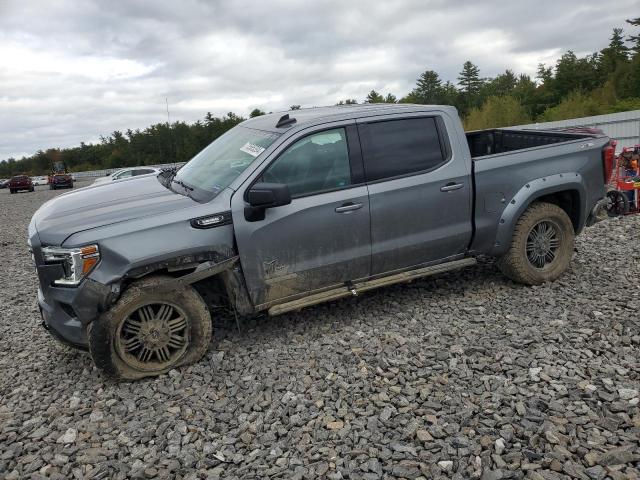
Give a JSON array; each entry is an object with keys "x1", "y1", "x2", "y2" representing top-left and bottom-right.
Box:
[{"x1": 231, "y1": 122, "x2": 371, "y2": 308}]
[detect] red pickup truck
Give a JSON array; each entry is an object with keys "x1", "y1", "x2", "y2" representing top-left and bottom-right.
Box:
[
  {"x1": 49, "y1": 173, "x2": 74, "y2": 190},
  {"x1": 8, "y1": 175, "x2": 34, "y2": 194}
]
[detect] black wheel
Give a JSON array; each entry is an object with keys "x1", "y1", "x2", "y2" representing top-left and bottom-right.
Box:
[
  {"x1": 605, "y1": 190, "x2": 630, "y2": 217},
  {"x1": 497, "y1": 202, "x2": 575, "y2": 285},
  {"x1": 9, "y1": 189, "x2": 14, "y2": 194},
  {"x1": 89, "y1": 275, "x2": 212, "y2": 380}
]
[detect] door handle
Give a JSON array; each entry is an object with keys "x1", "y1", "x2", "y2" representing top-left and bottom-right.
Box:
[
  {"x1": 440, "y1": 182, "x2": 464, "y2": 192},
  {"x1": 335, "y1": 202, "x2": 363, "y2": 213}
]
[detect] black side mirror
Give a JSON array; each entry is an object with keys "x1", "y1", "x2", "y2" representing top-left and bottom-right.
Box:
[{"x1": 245, "y1": 182, "x2": 291, "y2": 221}]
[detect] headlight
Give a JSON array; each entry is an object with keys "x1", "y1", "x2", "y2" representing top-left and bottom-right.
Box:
[{"x1": 42, "y1": 244, "x2": 100, "y2": 286}]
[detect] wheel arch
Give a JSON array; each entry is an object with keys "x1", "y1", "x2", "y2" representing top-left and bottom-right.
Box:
[
  {"x1": 117, "y1": 254, "x2": 255, "y2": 317},
  {"x1": 490, "y1": 173, "x2": 586, "y2": 257}
]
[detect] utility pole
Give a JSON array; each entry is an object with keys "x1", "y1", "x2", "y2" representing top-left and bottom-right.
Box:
[{"x1": 165, "y1": 98, "x2": 175, "y2": 168}]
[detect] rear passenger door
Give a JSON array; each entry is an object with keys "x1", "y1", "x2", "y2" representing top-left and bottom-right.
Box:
[{"x1": 357, "y1": 113, "x2": 472, "y2": 275}]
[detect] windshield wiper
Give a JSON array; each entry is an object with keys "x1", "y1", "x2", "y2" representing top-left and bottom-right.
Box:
[
  {"x1": 172, "y1": 178, "x2": 193, "y2": 191},
  {"x1": 157, "y1": 168, "x2": 178, "y2": 189},
  {"x1": 170, "y1": 177, "x2": 196, "y2": 200}
]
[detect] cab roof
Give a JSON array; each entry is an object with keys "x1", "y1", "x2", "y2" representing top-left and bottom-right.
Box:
[{"x1": 242, "y1": 104, "x2": 456, "y2": 133}]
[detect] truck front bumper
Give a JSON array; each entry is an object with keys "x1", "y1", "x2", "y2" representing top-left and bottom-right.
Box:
[
  {"x1": 29, "y1": 219, "x2": 116, "y2": 350},
  {"x1": 36, "y1": 272, "x2": 115, "y2": 350},
  {"x1": 38, "y1": 287, "x2": 89, "y2": 349}
]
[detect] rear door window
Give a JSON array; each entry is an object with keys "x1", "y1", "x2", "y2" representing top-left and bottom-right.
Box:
[{"x1": 358, "y1": 117, "x2": 445, "y2": 182}]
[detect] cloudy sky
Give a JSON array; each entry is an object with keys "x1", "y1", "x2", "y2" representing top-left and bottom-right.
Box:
[{"x1": 0, "y1": 0, "x2": 637, "y2": 160}]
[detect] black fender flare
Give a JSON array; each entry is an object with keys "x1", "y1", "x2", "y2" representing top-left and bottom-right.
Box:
[{"x1": 490, "y1": 172, "x2": 586, "y2": 257}]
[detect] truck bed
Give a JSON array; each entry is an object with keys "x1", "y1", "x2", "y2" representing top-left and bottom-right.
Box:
[
  {"x1": 468, "y1": 127, "x2": 610, "y2": 256},
  {"x1": 466, "y1": 128, "x2": 594, "y2": 159}
]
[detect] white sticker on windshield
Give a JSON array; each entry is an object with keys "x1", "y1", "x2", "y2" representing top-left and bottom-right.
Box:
[{"x1": 240, "y1": 142, "x2": 266, "y2": 157}]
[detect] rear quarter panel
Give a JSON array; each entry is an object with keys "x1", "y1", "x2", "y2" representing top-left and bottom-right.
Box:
[{"x1": 471, "y1": 136, "x2": 609, "y2": 256}]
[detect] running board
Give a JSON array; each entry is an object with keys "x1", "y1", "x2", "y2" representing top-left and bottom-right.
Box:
[{"x1": 268, "y1": 257, "x2": 476, "y2": 316}]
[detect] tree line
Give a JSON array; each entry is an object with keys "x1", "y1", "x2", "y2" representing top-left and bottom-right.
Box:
[
  {"x1": 359, "y1": 18, "x2": 640, "y2": 130},
  {"x1": 2, "y1": 17, "x2": 639, "y2": 178}
]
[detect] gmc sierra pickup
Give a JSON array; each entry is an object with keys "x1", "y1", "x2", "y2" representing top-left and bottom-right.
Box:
[{"x1": 28, "y1": 104, "x2": 615, "y2": 379}]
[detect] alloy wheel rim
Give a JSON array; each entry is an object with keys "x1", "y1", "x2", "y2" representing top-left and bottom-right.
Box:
[
  {"x1": 525, "y1": 220, "x2": 561, "y2": 269},
  {"x1": 116, "y1": 302, "x2": 188, "y2": 370}
]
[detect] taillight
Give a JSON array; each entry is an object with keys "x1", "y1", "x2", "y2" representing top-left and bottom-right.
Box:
[{"x1": 602, "y1": 140, "x2": 616, "y2": 183}]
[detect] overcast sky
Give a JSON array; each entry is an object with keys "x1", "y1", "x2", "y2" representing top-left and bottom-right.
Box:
[{"x1": 0, "y1": 0, "x2": 637, "y2": 160}]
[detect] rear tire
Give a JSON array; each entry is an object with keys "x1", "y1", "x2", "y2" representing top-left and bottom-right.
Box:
[
  {"x1": 9, "y1": 189, "x2": 14, "y2": 194},
  {"x1": 497, "y1": 202, "x2": 575, "y2": 285},
  {"x1": 89, "y1": 275, "x2": 212, "y2": 380}
]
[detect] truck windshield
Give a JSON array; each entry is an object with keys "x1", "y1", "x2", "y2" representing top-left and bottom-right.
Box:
[{"x1": 171, "y1": 126, "x2": 280, "y2": 202}]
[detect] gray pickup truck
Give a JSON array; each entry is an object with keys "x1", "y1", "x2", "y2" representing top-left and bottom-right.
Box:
[{"x1": 29, "y1": 104, "x2": 615, "y2": 379}]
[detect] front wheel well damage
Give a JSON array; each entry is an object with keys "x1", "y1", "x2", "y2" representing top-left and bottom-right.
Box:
[
  {"x1": 124, "y1": 250, "x2": 234, "y2": 281},
  {"x1": 110, "y1": 252, "x2": 253, "y2": 318},
  {"x1": 192, "y1": 268, "x2": 255, "y2": 317}
]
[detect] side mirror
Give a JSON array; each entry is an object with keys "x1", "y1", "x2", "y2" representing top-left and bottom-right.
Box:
[{"x1": 245, "y1": 182, "x2": 291, "y2": 221}]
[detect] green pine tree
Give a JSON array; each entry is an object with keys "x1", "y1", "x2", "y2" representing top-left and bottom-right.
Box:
[{"x1": 457, "y1": 61, "x2": 484, "y2": 112}]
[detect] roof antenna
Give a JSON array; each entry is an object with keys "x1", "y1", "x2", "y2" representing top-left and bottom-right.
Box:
[{"x1": 276, "y1": 113, "x2": 297, "y2": 128}]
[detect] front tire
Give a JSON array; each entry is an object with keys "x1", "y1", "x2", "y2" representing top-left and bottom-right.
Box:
[
  {"x1": 497, "y1": 202, "x2": 575, "y2": 285},
  {"x1": 89, "y1": 275, "x2": 212, "y2": 380}
]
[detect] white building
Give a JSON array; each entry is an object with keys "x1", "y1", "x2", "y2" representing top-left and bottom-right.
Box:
[{"x1": 514, "y1": 110, "x2": 640, "y2": 152}]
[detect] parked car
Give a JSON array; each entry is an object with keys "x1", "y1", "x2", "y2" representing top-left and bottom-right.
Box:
[
  {"x1": 49, "y1": 174, "x2": 74, "y2": 190},
  {"x1": 92, "y1": 167, "x2": 162, "y2": 186},
  {"x1": 29, "y1": 104, "x2": 614, "y2": 379},
  {"x1": 31, "y1": 176, "x2": 48, "y2": 186},
  {"x1": 0, "y1": 179, "x2": 9, "y2": 189},
  {"x1": 9, "y1": 175, "x2": 34, "y2": 193}
]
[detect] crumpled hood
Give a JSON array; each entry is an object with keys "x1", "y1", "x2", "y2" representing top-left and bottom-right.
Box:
[{"x1": 32, "y1": 176, "x2": 195, "y2": 245}]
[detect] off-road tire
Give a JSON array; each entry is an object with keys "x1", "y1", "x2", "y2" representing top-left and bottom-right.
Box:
[
  {"x1": 89, "y1": 275, "x2": 212, "y2": 380},
  {"x1": 497, "y1": 202, "x2": 575, "y2": 285}
]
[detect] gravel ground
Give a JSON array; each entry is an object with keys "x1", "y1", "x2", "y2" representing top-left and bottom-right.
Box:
[{"x1": 0, "y1": 183, "x2": 639, "y2": 480}]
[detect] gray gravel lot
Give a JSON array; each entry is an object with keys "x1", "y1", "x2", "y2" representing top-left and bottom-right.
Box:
[{"x1": 0, "y1": 183, "x2": 639, "y2": 480}]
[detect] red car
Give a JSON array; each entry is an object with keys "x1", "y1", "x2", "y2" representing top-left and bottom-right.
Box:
[
  {"x1": 8, "y1": 175, "x2": 34, "y2": 194},
  {"x1": 49, "y1": 174, "x2": 74, "y2": 190}
]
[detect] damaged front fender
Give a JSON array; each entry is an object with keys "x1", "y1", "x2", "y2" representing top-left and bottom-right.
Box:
[{"x1": 137, "y1": 256, "x2": 239, "y2": 293}]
